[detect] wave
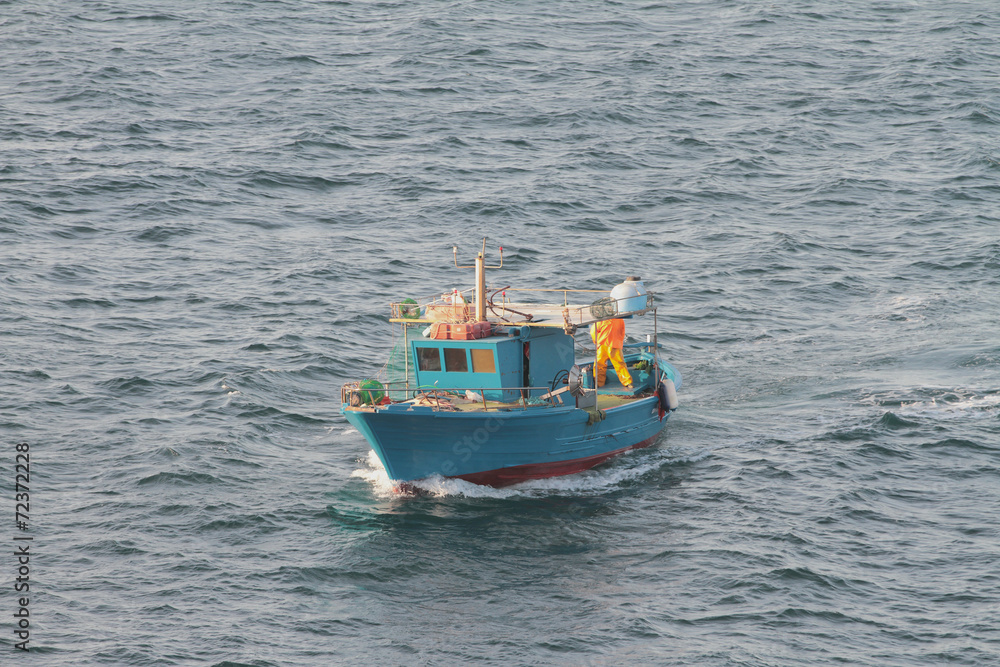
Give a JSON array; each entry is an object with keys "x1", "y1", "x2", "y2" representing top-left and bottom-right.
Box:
[{"x1": 863, "y1": 387, "x2": 1000, "y2": 422}]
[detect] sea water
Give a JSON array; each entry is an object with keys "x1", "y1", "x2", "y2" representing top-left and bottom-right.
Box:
[{"x1": 1, "y1": 1, "x2": 998, "y2": 664}]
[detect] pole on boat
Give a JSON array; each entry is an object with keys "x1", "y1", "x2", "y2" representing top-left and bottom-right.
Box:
[
  {"x1": 475, "y1": 246, "x2": 486, "y2": 321},
  {"x1": 653, "y1": 306, "x2": 659, "y2": 383},
  {"x1": 404, "y1": 323, "x2": 410, "y2": 397},
  {"x1": 454, "y1": 239, "x2": 503, "y2": 322}
]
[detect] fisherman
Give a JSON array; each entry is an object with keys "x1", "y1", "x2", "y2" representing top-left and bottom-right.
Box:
[{"x1": 590, "y1": 318, "x2": 633, "y2": 389}]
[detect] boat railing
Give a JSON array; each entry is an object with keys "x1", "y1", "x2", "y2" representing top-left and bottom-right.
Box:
[
  {"x1": 494, "y1": 287, "x2": 607, "y2": 307},
  {"x1": 390, "y1": 287, "x2": 476, "y2": 320},
  {"x1": 390, "y1": 288, "x2": 655, "y2": 332},
  {"x1": 487, "y1": 289, "x2": 656, "y2": 332},
  {"x1": 341, "y1": 381, "x2": 567, "y2": 411}
]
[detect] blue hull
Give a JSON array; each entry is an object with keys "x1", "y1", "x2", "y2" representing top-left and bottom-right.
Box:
[{"x1": 343, "y1": 393, "x2": 671, "y2": 486}]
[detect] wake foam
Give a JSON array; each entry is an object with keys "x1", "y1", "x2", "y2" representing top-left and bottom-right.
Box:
[
  {"x1": 350, "y1": 447, "x2": 710, "y2": 499},
  {"x1": 890, "y1": 389, "x2": 1000, "y2": 421}
]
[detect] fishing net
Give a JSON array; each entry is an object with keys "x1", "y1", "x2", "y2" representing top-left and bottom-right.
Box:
[
  {"x1": 358, "y1": 379, "x2": 385, "y2": 405},
  {"x1": 398, "y1": 298, "x2": 421, "y2": 319},
  {"x1": 382, "y1": 324, "x2": 414, "y2": 400},
  {"x1": 589, "y1": 296, "x2": 618, "y2": 319}
]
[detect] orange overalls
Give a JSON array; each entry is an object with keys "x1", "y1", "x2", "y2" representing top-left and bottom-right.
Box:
[{"x1": 590, "y1": 319, "x2": 633, "y2": 388}]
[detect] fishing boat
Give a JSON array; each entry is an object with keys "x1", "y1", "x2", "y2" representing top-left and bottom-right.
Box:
[{"x1": 341, "y1": 242, "x2": 682, "y2": 488}]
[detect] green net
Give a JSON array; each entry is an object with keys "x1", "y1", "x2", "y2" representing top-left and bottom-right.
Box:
[
  {"x1": 399, "y1": 297, "x2": 421, "y2": 319},
  {"x1": 358, "y1": 379, "x2": 385, "y2": 405},
  {"x1": 383, "y1": 324, "x2": 414, "y2": 400}
]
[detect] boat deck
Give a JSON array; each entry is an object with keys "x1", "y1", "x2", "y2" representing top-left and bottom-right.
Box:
[
  {"x1": 411, "y1": 370, "x2": 650, "y2": 413},
  {"x1": 439, "y1": 392, "x2": 644, "y2": 413}
]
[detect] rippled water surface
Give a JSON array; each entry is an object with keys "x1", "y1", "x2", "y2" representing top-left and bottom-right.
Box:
[{"x1": 2, "y1": 1, "x2": 999, "y2": 665}]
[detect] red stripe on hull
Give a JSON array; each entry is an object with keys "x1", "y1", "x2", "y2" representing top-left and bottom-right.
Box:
[{"x1": 452, "y1": 435, "x2": 660, "y2": 488}]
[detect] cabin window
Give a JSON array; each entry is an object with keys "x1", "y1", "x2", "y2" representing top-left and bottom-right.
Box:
[
  {"x1": 416, "y1": 347, "x2": 441, "y2": 372},
  {"x1": 470, "y1": 348, "x2": 496, "y2": 374},
  {"x1": 444, "y1": 348, "x2": 469, "y2": 373}
]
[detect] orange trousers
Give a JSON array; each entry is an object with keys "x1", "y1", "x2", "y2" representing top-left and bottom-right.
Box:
[{"x1": 595, "y1": 344, "x2": 632, "y2": 387}]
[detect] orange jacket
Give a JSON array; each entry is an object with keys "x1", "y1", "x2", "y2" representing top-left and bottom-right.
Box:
[{"x1": 590, "y1": 318, "x2": 625, "y2": 349}]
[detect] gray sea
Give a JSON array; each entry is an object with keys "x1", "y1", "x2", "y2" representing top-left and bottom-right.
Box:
[{"x1": 2, "y1": 1, "x2": 999, "y2": 665}]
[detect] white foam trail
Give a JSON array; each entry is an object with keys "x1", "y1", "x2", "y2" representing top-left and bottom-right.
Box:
[
  {"x1": 349, "y1": 451, "x2": 399, "y2": 497},
  {"x1": 897, "y1": 390, "x2": 1000, "y2": 421},
  {"x1": 351, "y1": 447, "x2": 710, "y2": 499},
  {"x1": 410, "y1": 475, "x2": 524, "y2": 499},
  {"x1": 862, "y1": 387, "x2": 1000, "y2": 408}
]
